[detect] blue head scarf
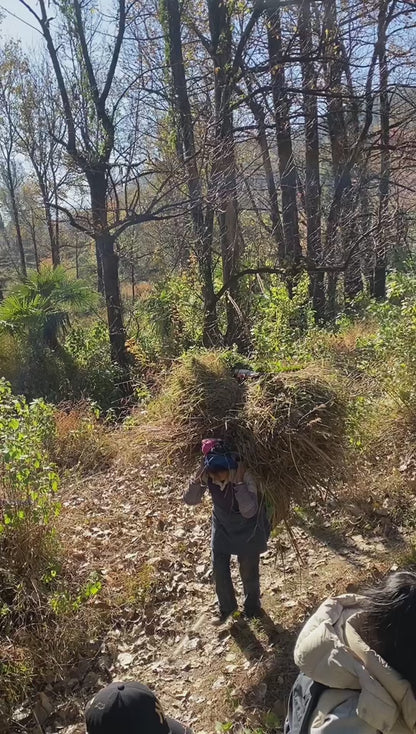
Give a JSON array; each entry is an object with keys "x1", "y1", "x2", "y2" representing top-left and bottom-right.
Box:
[{"x1": 204, "y1": 452, "x2": 238, "y2": 473}]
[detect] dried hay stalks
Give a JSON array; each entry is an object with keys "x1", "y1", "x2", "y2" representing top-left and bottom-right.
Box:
[
  {"x1": 231, "y1": 373, "x2": 346, "y2": 522},
  {"x1": 131, "y1": 351, "x2": 245, "y2": 463},
  {"x1": 130, "y1": 352, "x2": 346, "y2": 522}
]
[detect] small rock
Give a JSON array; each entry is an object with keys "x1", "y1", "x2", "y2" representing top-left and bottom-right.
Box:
[
  {"x1": 66, "y1": 678, "x2": 80, "y2": 691},
  {"x1": 224, "y1": 664, "x2": 237, "y2": 674},
  {"x1": 189, "y1": 695, "x2": 206, "y2": 704},
  {"x1": 33, "y1": 691, "x2": 54, "y2": 725},
  {"x1": 182, "y1": 636, "x2": 202, "y2": 653},
  {"x1": 117, "y1": 652, "x2": 135, "y2": 668},
  {"x1": 12, "y1": 705, "x2": 31, "y2": 724},
  {"x1": 83, "y1": 671, "x2": 99, "y2": 690}
]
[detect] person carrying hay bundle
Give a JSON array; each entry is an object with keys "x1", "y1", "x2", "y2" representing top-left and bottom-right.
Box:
[{"x1": 184, "y1": 438, "x2": 270, "y2": 624}]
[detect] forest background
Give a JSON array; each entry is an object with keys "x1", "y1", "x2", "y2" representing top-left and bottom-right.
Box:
[{"x1": 2, "y1": 0, "x2": 416, "y2": 731}]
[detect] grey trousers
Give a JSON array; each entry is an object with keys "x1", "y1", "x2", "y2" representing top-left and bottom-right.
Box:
[{"x1": 212, "y1": 550, "x2": 261, "y2": 615}]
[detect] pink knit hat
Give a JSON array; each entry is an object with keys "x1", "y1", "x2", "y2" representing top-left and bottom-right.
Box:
[{"x1": 201, "y1": 438, "x2": 220, "y2": 456}]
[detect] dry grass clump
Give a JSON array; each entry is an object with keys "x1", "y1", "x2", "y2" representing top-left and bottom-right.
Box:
[
  {"x1": 337, "y1": 401, "x2": 416, "y2": 532},
  {"x1": 0, "y1": 643, "x2": 34, "y2": 722},
  {"x1": 50, "y1": 402, "x2": 115, "y2": 474},
  {"x1": 0, "y1": 520, "x2": 106, "y2": 727},
  {"x1": 231, "y1": 372, "x2": 346, "y2": 521},
  {"x1": 128, "y1": 351, "x2": 346, "y2": 521},
  {"x1": 125, "y1": 351, "x2": 244, "y2": 466}
]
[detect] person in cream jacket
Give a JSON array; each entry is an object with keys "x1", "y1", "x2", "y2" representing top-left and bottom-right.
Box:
[{"x1": 290, "y1": 572, "x2": 416, "y2": 734}]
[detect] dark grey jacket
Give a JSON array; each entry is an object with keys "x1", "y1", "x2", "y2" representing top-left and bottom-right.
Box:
[{"x1": 184, "y1": 470, "x2": 269, "y2": 555}]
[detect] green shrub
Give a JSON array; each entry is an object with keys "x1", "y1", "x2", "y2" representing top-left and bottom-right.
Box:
[
  {"x1": 370, "y1": 297, "x2": 416, "y2": 416},
  {"x1": 0, "y1": 378, "x2": 58, "y2": 531},
  {"x1": 133, "y1": 272, "x2": 204, "y2": 360},
  {"x1": 0, "y1": 380, "x2": 59, "y2": 717},
  {"x1": 251, "y1": 273, "x2": 314, "y2": 370},
  {"x1": 0, "y1": 265, "x2": 95, "y2": 350},
  {"x1": 0, "y1": 379, "x2": 59, "y2": 631},
  {"x1": 64, "y1": 322, "x2": 127, "y2": 413},
  {"x1": 0, "y1": 380, "x2": 109, "y2": 723},
  {"x1": 0, "y1": 266, "x2": 97, "y2": 404}
]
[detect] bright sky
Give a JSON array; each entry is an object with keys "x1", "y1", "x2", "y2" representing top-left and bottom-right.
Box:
[{"x1": 0, "y1": 0, "x2": 42, "y2": 47}]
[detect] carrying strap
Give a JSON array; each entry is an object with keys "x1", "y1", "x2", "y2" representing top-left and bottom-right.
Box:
[{"x1": 284, "y1": 672, "x2": 328, "y2": 734}]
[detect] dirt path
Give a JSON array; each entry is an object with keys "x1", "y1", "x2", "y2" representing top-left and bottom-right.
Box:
[{"x1": 51, "y1": 456, "x2": 404, "y2": 734}]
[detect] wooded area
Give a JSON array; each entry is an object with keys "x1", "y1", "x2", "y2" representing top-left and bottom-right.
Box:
[
  {"x1": 0, "y1": 0, "x2": 414, "y2": 381},
  {"x1": 3, "y1": 4, "x2": 416, "y2": 732}
]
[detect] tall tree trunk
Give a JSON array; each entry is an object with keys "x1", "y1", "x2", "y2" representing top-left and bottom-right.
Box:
[
  {"x1": 43, "y1": 188, "x2": 60, "y2": 267},
  {"x1": 298, "y1": 0, "x2": 325, "y2": 320},
  {"x1": 322, "y1": 0, "x2": 364, "y2": 304},
  {"x1": 375, "y1": 0, "x2": 390, "y2": 301},
  {"x1": 30, "y1": 209, "x2": 40, "y2": 272},
  {"x1": 6, "y1": 159, "x2": 26, "y2": 279},
  {"x1": 88, "y1": 170, "x2": 129, "y2": 375},
  {"x1": 29, "y1": 0, "x2": 131, "y2": 387},
  {"x1": 267, "y1": 3, "x2": 301, "y2": 273},
  {"x1": 96, "y1": 241, "x2": 105, "y2": 295},
  {"x1": 54, "y1": 183, "x2": 60, "y2": 263},
  {"x1": 131, "y1": 261, "x2": 135, "y2": 304},
  {"x1": 242, "y1": 88, "x2": 284, "y2": 257},
  {"x1": 34, "y1": 168, "x2": 61, "y2": 267},
  {"x1": 163, "y1": 0, "x2": 221, "y2": 346},
  {"x1": 326, "y1": 271, "x2": 338, "y2": 321},
  {"x1": 208, "y1": 0, "x2": 243, "y2": 348},
  {"x1": 359, "y1": 166, "x2": 375, "y2": 290},
  {"x1": 75, "y1": 233, "x2": 80, "y2": 279}
]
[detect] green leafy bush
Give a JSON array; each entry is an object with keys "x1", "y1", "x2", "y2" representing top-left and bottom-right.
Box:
[
  {"x1": 0, "y1": 380, "x2": 109, "y2": 722},
  {"x1": 133, "y1": 272, "x2": 204, "y2": 360},
  {"x1": 0, "y1": 378, "x2": 59, "y2": 531},
  {"x1": 65, "y1": 322, "x2": 127, "y2": 412},
  {"x1": 0, "y1": 379, "x2": 59, "y2": 635},
  {"x1": 370, "y1": 297, "x2": 416, "y2": 416},
  {"x1": 251, "y1": 273, "x2": 314, "y2": 370},
  {"x1": 0, "y1": 265, "x2": 95, "y2": 350},
  {"x1": 0, "y1": 380, "x2": 59, "y2": 717},
  {"x1": 0, "y1": 266, "x2": 97, "y2": 403}
]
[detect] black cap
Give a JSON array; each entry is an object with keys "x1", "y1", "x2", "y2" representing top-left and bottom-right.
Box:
[{"x1": 85, "y1": 682, "x2": 190, "y2": 734}]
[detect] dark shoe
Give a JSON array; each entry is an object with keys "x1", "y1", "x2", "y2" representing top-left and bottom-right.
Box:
[
  {"x1": 212, "y1": 609, "x2": 237, "y2": 626},
  {"x1": 244, "y1": 606, "x2": 264, "y2": 619}
]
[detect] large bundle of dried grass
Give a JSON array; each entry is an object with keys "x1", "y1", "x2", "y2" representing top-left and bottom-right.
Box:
[
  {"x1": 230, "y1": 373, "x2": 346, "y2": 521},
  {"x1": 132, "y1": 351, "x2": 346, "y2": 521},
  {"x1": 132, "y1": 351, "x2": 244, "y2": 464}
]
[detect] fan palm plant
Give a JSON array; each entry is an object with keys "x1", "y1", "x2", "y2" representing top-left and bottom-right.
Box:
[{"x1": 0, "y1": 266, "x2": 95, "y2": 350}]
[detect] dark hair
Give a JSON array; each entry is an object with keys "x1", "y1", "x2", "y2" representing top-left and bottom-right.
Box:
[
  {"x1": 208, "y1": 466, "x2": 229, "y2": 475},
  {"x1": 359, "y1": 571, "x2": 416, "y2": 692}
]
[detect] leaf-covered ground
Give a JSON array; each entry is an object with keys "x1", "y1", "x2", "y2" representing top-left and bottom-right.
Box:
[{"x1": 18, "y1": 454, "x2": 410, "y2": 734}]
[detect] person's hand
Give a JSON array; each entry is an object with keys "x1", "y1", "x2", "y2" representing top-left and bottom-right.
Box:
[
  {"x1": 235, "y1": 461, "x2": 245, "y2": 483},
  {"x1": 195, "y1": 456, "x2": 206, "y2": 482}
]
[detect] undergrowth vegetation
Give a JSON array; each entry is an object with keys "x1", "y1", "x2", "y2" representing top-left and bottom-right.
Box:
[
  {"x1": 0, "y1": 381, "x2": 115, "y2": 721},
  {"x1": 3, "y1": 271, "x2": 416, "y2": 725}
]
